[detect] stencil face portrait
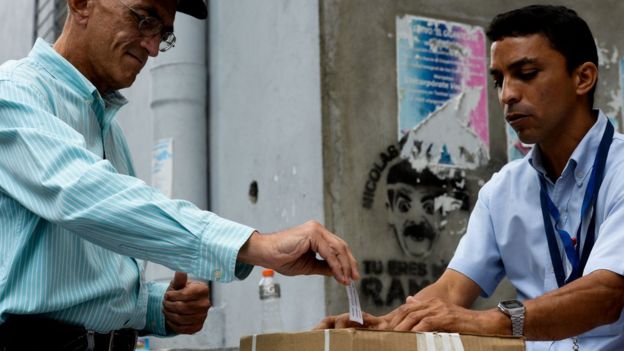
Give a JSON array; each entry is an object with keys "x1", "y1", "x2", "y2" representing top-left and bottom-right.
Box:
[{"x1": 386, "y1": 160, "x2": 468, "y2": 258}]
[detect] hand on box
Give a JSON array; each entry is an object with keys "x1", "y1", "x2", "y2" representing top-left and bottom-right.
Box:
[
  {"x1": 314, "y1": 312, "x2": 388, "y2": 330},
  {"x1": 163, "y1": 272, "x2": 212, "y2": 334},
  {"x1": 385, "y1": 296, "x2": 499, "y2": 334},
  {"x1": 314, "y1": 296, "x2": 502, "y2": 335},
  {"x1": 238, "y1": 221, "x2": 360, "y2": 285}
]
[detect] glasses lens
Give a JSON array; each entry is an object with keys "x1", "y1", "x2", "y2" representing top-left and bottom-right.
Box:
[
  {"x1": 159, "y1": 33, "x2": 176, "y2": 52},
  {"x1": 138, "y1": 17, "x2": 162, "y2": 37}
]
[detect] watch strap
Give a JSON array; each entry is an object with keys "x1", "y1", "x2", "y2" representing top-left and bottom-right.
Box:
[{"x1": 510, "y1": 313, "x2": 524, "y2": 336}]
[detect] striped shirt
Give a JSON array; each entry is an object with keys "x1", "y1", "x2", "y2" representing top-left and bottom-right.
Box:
[{"x1": 0, "y1": 39, "x2": 254, "y2": 335}]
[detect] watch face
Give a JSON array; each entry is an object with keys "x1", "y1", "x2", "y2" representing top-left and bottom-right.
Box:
[{"x1": 502, "y1": 300, "x2": 523, "y2": 309}]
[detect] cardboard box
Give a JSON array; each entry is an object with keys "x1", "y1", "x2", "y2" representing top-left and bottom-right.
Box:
[{"x1": 240, "y1": 328, "x2": 524, "y2": 351}]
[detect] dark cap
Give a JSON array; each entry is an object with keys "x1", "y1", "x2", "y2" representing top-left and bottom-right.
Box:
[{"x1": 177, "y1": 0, "x2": 207, "y2": 19}]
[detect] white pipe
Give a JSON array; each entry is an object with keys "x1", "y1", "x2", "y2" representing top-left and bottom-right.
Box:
[
  {"x1": 150, "y1": 14, "x2": 207, "y2": 209},
  {"x1": 145, "y1": 14, "x2": 207, "y2": 283}
]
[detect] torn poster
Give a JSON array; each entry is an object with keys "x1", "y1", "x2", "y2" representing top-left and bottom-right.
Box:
[
  {"x1": 152, "y1": 138, "x2": 174, "y2": 198},
  {"x1": 400, "y1": 88, "x2": 489, "y2": 171},
  {"x1": 396, "y1": 14, "x2": 489, "y2": 157}
]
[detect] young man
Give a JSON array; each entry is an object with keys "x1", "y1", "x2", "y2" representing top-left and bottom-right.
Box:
[
  {"x1": 0, "y1": 0, "x2": 358, "y2": 349},
  {"x1": 318, "y1": 5, "x2": 624, "y2": 350}
]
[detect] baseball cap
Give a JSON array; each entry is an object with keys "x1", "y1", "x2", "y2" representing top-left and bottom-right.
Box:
[{"x1": 177, "y1": 0, "x2": 207, "y2": 19}]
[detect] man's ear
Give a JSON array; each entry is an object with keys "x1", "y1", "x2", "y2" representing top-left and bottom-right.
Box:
[
  {"x1": 575, "y1": 62, "x2": 598, "y2": 97},
  {"x1": 66, "y1": 0, "x2": 92, "y2": 24}
]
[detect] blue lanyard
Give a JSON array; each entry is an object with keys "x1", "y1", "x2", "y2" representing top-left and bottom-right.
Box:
[{"x1": 538, "y1": 120, "x2": 613, "y2": 288}]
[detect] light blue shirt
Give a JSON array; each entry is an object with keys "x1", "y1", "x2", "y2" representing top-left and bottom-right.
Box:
[
  {"x1": 449, "y1": 111, "x2": 624, "y2": 351},
  {"x1": 0, "y1": 39, "x2": 255, "y2": 335}
]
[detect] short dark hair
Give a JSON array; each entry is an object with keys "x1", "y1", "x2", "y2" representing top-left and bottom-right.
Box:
[{"x1": 487, "y1": 5, "x2": 598, "y2": 106}]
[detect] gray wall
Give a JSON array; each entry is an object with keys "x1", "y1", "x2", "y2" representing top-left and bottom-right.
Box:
[{"x1": 208, "y1": 0, "x2": 326, "y2": 348}]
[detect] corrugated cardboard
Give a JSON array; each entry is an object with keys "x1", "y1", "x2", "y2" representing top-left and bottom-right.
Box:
[{"x1": 240, "y1": 328, "x2": 524, "y2": 351}]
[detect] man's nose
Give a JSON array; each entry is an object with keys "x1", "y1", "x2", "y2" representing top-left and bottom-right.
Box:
[
  {"x1": 141, "y1": 34, "x2": 161, "y2": 57},
  {"x1": 499, "y1": 79, "x2": 520, "y2": 106}
]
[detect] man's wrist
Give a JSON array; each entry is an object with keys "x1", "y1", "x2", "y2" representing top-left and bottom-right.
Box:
[
  {"x1": 236, "y1": 231, "x2": 266, "y2": 267},
  {"x1": 479, "y1": 308, "x2": 513, "y2": 336},
  {"x1": 497, "y1": 300, "x2": 525, "y2": 336}
]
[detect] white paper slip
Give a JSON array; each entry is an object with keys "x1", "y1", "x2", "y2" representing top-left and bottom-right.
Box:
[{"x1": 346, "y1": 281, "x2": 363, "y2": 325}]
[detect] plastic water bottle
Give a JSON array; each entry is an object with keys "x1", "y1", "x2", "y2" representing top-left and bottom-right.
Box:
[{"x1": 259, "y1": 269, "x2": 283, "y2": 333}]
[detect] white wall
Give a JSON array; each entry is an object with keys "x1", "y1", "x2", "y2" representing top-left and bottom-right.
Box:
[
  {"x1": 1, "y1": 2, "x2": 35, "y2": 63},
  {"x1": 209, "y1": 0, "x2": 325, "y2": 348}
]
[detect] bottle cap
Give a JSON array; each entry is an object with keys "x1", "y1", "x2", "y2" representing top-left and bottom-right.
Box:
[{"x1": 262, "y1": 269, "x2": 274, "y2": 277}]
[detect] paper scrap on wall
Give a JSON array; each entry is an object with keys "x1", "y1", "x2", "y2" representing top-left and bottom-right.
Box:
[{"x1": 396, "y1": 14, "x2": 489, "y2": 162}]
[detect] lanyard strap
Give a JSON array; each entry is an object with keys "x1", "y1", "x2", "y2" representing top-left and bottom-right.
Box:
[{"x1": 539, "y1": 120, "x2": 613, "y2": 288}]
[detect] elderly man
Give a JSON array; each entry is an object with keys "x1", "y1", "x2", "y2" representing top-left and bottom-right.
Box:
[
  {"x1": 318, "y1": 5, "x2": 624, "y2": 351},
  {"x1": 0, "y1": 0, "x2": 358, "y2": 350}
]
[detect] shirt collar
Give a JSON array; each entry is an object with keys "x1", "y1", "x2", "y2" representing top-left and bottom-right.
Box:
[
  {"x1": 528, "y1": 110, "x2": 609, "y2": 184},
  {"x1": 29, "y1": 38, "x2": 128, "y2": 128}
]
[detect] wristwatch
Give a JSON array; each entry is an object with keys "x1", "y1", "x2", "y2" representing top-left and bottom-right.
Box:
[{"x1": 497, "y1": 299, "x2": 525, "y2": 336}]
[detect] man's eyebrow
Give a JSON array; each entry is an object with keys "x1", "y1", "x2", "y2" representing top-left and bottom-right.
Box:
[
  {"x1": 490, "y1": 57, "x2": 539, "y2": 76},
  {"x1": 508, "y1": 57, "x2": 539, "y2": 71},
  {"x1": 134, "y1": 4, "x2": 174, "y2": 31}
]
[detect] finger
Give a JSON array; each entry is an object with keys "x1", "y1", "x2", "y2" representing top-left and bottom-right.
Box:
[
  {"x1": 165, "y1": 282, "x2": 210, "y2": 302},
  {"x1": 394, "y1": 310, "x2": 430, "y2": 331},
  {"x1": 327, "y1": 234, "x2": 359, "y2": 283},
  {"x1": 166, "y1": 319, "x2": 204, "y2": 335},
  {"x1": 315, "y1": 240, "x2": 349, "y2": 284},
  {"x1": 411, "y1": 317, "x2": 437, "y2": 333},
  {"x1": 388, "y1": 302, "x2": 424, "y2": 330},
  {"x1": 169, "y1": 271, "x2": 188, "y2": 290},
  {"x1": 165, "y1": 310, "x2": 208, "y2": 326},
  {"x1": 334, "y1": 314, "x2": 359, "y2": 329},
  {"x1": 164, "y1": 298, "x2": 211, "y2": 315},
  {"x1": 326, "y1": 235, "x2": 354, "y2": 284},
  {"x1": 349, "y1": 252, "x2": 360, "y2": 281},
  {"x1": 361, "y1": 312, "x2": 386, "y2": 330},
  {"x1": 313, "y1": 316, "x2": 336, "y2": 330}
]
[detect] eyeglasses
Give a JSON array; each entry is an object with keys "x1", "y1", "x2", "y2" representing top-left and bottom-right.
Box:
[{"x1": 116, "y1": 0, "x2": 176, "y2": 52}]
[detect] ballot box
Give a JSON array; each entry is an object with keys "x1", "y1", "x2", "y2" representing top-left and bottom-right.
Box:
[{"x1": 240, "y1": 328, "x2": 524, "y2": 351}]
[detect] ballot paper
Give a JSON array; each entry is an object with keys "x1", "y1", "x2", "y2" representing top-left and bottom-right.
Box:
[{"x1": 346, "y1": 281, "x2": 363, "y2": 325}]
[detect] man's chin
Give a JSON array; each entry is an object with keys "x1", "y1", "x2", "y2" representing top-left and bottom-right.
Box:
[{"x1": 111, "y1": 73, "x2": 138, "y2": 91}]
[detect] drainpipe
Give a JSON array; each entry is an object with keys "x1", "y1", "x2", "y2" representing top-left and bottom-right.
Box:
[{"x1": 146, "y1": 14, "x2": 207, "y2": 280}]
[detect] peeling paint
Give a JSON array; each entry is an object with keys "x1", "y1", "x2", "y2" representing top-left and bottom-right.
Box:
[
  {"x1": 434, "y1": 193, "x2": 463, "y2": 215},
  {"x1": 400, "y1": 88, "x2": 489, "y2": 172},
  {"x1": 597, "y1": 42, "x2": 619, "y2": 69}
]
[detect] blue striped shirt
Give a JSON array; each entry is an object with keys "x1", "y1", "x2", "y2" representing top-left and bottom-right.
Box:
[{"x1": 0, "y1": 39, "x2": 254, "y2": 335}]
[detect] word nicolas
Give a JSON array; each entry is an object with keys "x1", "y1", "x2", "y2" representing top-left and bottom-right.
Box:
[{"x1": 362, "y1": 144, "x2": 400, "y2": 209}]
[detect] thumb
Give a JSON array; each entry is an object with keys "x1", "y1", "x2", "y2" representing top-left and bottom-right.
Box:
[{"x1": 169, "y1": 271, "x2": 188, "y2": 290}]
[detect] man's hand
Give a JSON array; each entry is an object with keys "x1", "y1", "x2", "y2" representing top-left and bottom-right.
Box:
[
  {"x1": 314, "y1": 296, "x2": 507, "y2": 336},
  {"x1": 237, "y1": 221, "x2": 359, "y2": 285},
  {"x1": 314, "y1": 312, "x2": 389, "y2": 330},
  {"x1": 385, "y1": 296, "x2": 507, "y2": 334},
  {"x1": 163, "y1": 272, "x2": 211, "y2": 334}
]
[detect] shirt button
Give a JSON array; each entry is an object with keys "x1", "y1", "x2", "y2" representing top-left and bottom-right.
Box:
[{"x1": 214, "y1": 270, "x2": 222, "y2": 280}]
